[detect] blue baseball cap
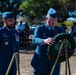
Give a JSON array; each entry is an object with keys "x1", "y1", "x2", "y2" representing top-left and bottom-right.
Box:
[
  {"x1": 2, "y1": 12, "x2": 14, "y2": 19},
  {"x1": 47, "y1": 8, "x2": 57, "y2": 18}
]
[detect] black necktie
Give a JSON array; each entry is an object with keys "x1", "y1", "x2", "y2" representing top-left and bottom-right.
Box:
[{"x1": 50, "y1": 28, "x2": 54, "y2": 37}]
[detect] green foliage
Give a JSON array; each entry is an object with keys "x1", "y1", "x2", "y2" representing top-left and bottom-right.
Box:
[
  {"x1": 0, "y1": 0, "x2": 23, "y2": 13},
  {"x1": 1, "y1": 0, "x2": 76, "y2": 23},
  {"x1": 20, "y1": 0, "x2": 53, "y2": 19},
  {"x1": 20, "y1": 0, "x2": 76, "y2": 22},
  {"x1": 63, "y1": 21, "x2": 73, "y2": 26},
  {"x1": 57, "y1": 21, "x2": 73, "y2": 27}
]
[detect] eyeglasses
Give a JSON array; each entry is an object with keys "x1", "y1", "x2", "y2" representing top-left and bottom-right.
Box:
[{"x1": 6, "y1": 19, "x2": 15, "y2": 22}]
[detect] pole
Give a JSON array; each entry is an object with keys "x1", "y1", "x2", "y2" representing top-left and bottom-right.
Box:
[
  {"x1": 5, "y1": 54, "x2": 15, "y2": 75},
  {"x1": 50, "y1": 41, "x2": 64, "y2": 75},
  {"x1": 15, "y1": 52, "x2": 20, "y2": 75},
  {"x1": 5, "y1": 52, "x2": 20, "y2": 75}
]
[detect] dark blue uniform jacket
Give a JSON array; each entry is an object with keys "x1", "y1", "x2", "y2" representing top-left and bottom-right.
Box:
[
  {"x1": 31, "y1": 24, "x2": 65, "y2": 75},
  {"x1": 0, "y1": 26, "x2": 19, "y2": 75}
]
